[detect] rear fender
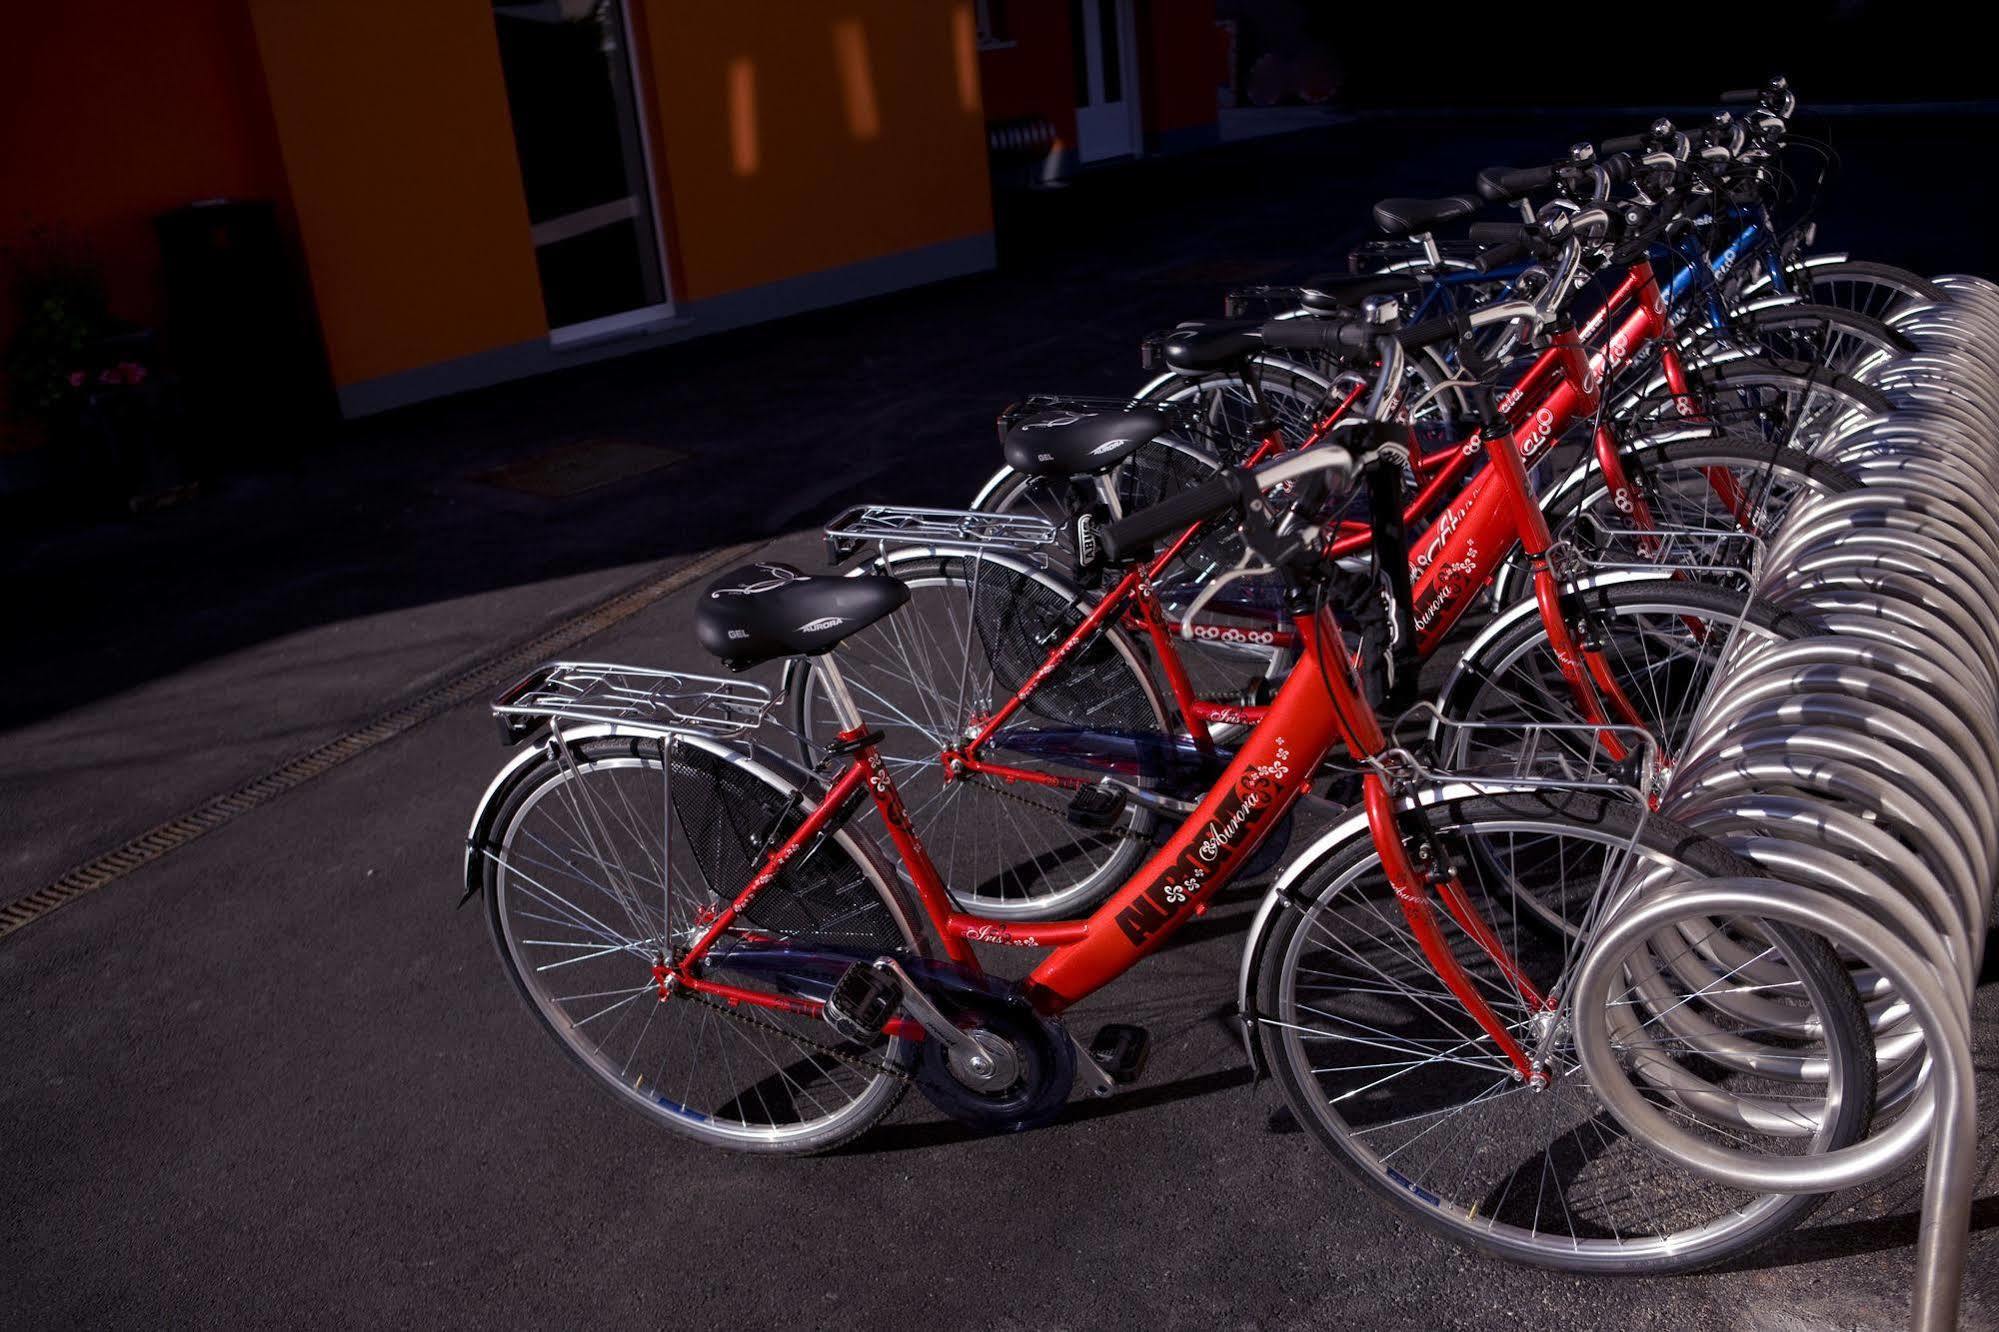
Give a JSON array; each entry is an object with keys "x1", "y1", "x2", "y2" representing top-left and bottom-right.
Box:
[{"x1": 459, "y1": 724, "x2": 939, "y2": 959}]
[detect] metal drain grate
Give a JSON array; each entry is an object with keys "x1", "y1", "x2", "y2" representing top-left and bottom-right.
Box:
[{"x1": 0, "y1": 540, "x2": 763, "y2": 944}]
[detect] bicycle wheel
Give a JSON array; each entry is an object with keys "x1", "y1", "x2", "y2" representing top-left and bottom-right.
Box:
[
  {"x1": 1723, "y1": 304, "x2": 1913, "y2": 375},
  {"x1": 1434, "y1": 581, "x2": 1812, "y2": 859},
  {"x1": 788, "y1": 553, "x2": 1164, "y2": 919},
  {"x1": 1250, "y1": 789, "x2": 1875, "y2": 1273},
  {"x1": 974, "y1": 432, "x2": 1236, "y2": 571},
  {"x1": 479, "y1": 731, "x2": 922, "y2": 1153},
  {"x1": 1136, "y1": 354, "x2": 1341, "y2": 465},
  {"x1": 1489, "y1": 434, "x2": 1859, "y2": 606},
  {"x1": 1620, "y1": 359, "x2": 1891, "y2": 447},
  {"x1": 976, "y1": 442, "x2": 1292, "y2": 699},
  {"x1": 1747, "y1": 258, "x2": 1947, "y2": 322}
]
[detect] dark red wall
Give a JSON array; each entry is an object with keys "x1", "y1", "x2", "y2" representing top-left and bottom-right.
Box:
[
  {"x1": 978, "y1": 0, "x2": 1222, "y2": 151},
  {"x1": 977, "y1": 1, "x2": 1080, "y2": 147},
  {"x1": 1138, "y1": 0, "x2": 1225, "y2": 139}
]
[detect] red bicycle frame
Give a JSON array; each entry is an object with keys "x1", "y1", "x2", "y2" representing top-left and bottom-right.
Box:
[
  {"x1": 946, "y1": 259, "x2": 1683, "y2": 788},
  {"x1": 672, "y1": 594, "x2": 1550, "y2": 1078}
]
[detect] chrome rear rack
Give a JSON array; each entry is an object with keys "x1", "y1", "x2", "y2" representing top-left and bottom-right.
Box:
[
  {"x1": 492, "y1": 661, "x2": 775, "y2": 743},
  {"x1": 823, "y1": 504, "x2": 1062, "y2": 563}
]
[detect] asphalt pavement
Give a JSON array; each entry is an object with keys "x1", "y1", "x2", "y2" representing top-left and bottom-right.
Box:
[{"x1": 5, "y1": 108, "x2": 1998, "y2": 1330}]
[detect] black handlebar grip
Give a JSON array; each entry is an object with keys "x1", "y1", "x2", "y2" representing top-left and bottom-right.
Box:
[
  {"x1": 1474, "y1": 239, "x2": 1533, "y2": 274},
  {"x1": 1395, "y1": 310, "x2": 1474, "y2": 351},
  {"x1": 1098, "y1": 469, "x2": 1250, "y2": 565},
  {"x1": 1720, "y1": 88, "x2": 1760, "y2": 105},
  {"x1": 1600, "y1": 133, "x2": 1649, "y2": 155},
  {"x1": 1476, "y1": 164, "x2": 1556, "y2": 201},
  {"x1": 1257, "y1": 317, "x2": 1372, "y2": 355}
]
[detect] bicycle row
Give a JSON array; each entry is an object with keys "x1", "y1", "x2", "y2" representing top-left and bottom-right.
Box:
[{"x1": 457, "y1": 79, "x2": 1986, "y2": 1294}]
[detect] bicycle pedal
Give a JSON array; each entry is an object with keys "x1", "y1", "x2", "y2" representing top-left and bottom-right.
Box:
[
  {"x1": 1089, "y1": 1023, "x2": 1150, "y2": 1085},
  {"x1": 1065, "y1": 781, "x2": 1128, "y2": 830},
  {"x1": 823, "y1": 962, "x2": 902, "y2": 1044}
]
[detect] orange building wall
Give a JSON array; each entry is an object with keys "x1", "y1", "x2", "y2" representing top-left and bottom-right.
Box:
[
  {"x1": 978, "y1": 1, "x2": 1220, "y2": 160},
  {"x1": 246, "y1": 0, "x2": 548, "y2": 389},
  {"x1": 633, "y1": 0, "x2": 994, "y2": 303},
  {"x1": 0, "y1": 0, "x2": 287, "y2": 437},
  {"x1": 7, "y1": 0, "x2": 996, "y2": 416}
]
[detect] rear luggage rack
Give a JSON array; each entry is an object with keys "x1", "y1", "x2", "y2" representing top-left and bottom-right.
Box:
[
  {"x1": 492, "y1": 661, "x2": 775, "y2": 743},
  {"x1": 823, "y1": 504, "x2": 1063, "y2": 563}
]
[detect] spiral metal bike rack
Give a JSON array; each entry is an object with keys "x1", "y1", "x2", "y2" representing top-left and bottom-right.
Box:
[{"x1": 1574, "y1": 273, "x2": 1997, "y2": 1328}]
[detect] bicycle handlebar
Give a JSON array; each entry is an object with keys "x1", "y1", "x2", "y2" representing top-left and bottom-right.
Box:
[
  {"x1": 1475, "y1": 163, "x2": 1556, "y2": 203},
  {"x1": 1098, "y1": 470, "x2": 1252, "y2": 565},
  {"x1": 1475, "y1": 240, "x2": 1534, "y2": 273},
  {"x1": 1258, "y1": 316, "x2": 1374, "y2": 355},
  {"x1": 1098, "y1": 447, "x2": 1358, "y2": 566},
  {"x1": 1395, "y1": 311, "x2": 1472, "y2": 351}
]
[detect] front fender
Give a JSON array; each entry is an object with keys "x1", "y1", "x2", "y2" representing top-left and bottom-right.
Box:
[
  {"x1": 1432, "y1": 568, "x2": 1665, "y2": 725},
  {"x1": 1235, "y1": 780, "x2": 1553, "y2": 1078}
]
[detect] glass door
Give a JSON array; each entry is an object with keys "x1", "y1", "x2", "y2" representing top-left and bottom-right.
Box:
[{"x1": 492, "y1": 0, "x2": 670, "y2": 338}]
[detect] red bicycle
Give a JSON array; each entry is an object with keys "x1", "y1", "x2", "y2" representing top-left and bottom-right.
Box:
[
  {"x1": 785, "y1": 278, "x2": 1835, "y2": 917},
  {"x1": 465, "y1": 444, "x2": 1874, "y2": 1273}
]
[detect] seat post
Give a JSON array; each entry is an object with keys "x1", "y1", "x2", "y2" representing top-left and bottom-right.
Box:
[{"x1": 812, "y1": 652, "x2": 868, "y2": 735}]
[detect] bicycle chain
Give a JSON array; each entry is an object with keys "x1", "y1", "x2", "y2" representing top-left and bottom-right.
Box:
[
  {"x1": 671, "y1": 981, "x2": 917, "y2": 1084},
  {"x1": 958, "y1": 771, "x2": 1167, "y2": 847}
]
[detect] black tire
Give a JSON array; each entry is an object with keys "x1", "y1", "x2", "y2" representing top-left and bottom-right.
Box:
[
  {"x1": 1780, "y1": 259, "x2": 1947, "y2": 321},
  {"x1": 1490, "y1": 434, "x2": 1859, "y2": 606},
  {"x1": 786, "y1": 553, "x2": 1165, "y2": 919},
  {"x1": 1436, "y1": 581, "x2": 1814, "y2": 822},
  {"x1": 478, "y1": 731, "x2": 921, "y2": 1153},
  {"x1": 1619, "y1": 357, "x2": 1893, "y2": 435},
  {"x1": 1726, "y1": 304, "x2": 1915, "y2": 372},
  {"x1": 1251, "y1": 789, "x2": 1876, "y2": 1273}
]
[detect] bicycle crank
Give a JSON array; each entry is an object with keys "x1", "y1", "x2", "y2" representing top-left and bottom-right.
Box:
[
  {"x1": 820, "y1": 956, "x2": 1078, "y2": 1131},
  {"x1": 910, "y1": 988, "x2": 1076, "y2": 1133}
]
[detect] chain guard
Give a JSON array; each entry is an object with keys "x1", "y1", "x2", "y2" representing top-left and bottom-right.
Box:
[{"x1": 914, "y1": 990, "x2": 1075, "y2": 1133}]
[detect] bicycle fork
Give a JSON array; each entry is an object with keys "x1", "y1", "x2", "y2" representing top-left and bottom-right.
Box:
[
  {"x1": 1362, "y1": 772, "x2": 1552, "y2": 1085},
  {"x1": 1485, "y1": 409, "x2": 1653, "y2": 765}
]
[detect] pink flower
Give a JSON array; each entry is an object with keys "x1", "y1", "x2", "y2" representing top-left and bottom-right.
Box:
[{"x1": 67, "y1": 370, "x2": 85, "y2": 387}]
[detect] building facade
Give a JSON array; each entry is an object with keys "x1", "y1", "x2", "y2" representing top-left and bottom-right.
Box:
[{"x1": 2, "y1": 0, "x2": 1221, "y2": 450}]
